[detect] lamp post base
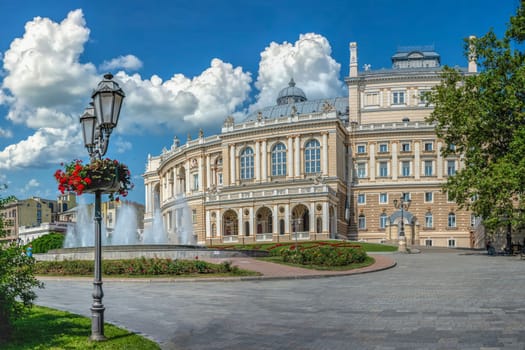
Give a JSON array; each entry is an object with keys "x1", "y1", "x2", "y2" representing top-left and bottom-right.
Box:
[{"x1": 398, "y1": 236, "x2": 408, "y2": 253}]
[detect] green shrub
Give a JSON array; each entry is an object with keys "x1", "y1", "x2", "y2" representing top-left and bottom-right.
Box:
[
  {"x1": 35, "y1": 257, "x2": 242, "y2": 276},
  {"x1": 30, "y1": 233, "x2": 65, "y2": 254},
  {"x1": 280, "y1": 246, "x2": 367, "y2": 266},
  {"x1": 0, "y1": 243, "x2": 44, "y2": 343}
]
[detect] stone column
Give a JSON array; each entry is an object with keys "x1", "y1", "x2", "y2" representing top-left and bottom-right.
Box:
[
  {"x1": 273, "y1": 205, "x2": 278, "y2": 235},
  {"x1": 414, "y1": 142, "x2": 421, "y2": 180},
  {"x1": 255, "y1": 141, "x2": 260, "y2": 182},
  {"x1": 369, "y1": 143, "x2": 376, "y2": 181},
  {"x1": 206, "y1": 155, "x2": 211, "y2": 189},
  {"x1": 287, "y1": 137, "x2": 294, "y2": 178},
  {"x1": 294, "y1": 136, "x2": 300, "y2": 177},
  {"x1": 322, "y1": 202, "x2": 329, "y2": 233},
  {"x1": 392, "y1": 142, "x2": 398, "y2": 180},
  {"x1": 185, "y1": 160, "x2": 190, "y2": 194},
  {"x1": 238, "y1": 208, "x2": 244, "y2": 236},
  {"x1": 198, "y1": 157, "x2": 203, "y2": 191},
  {"x1": 249, "y1": 207, "x2": 254, "y2": 236},
  {"x1": 322, "y1": 132, "x2": 328, "y2": 176},
  {"x1": 309, "y1": 202, "x2": 315, "y2": 234},
  {"x1": 262, "y1": 140, "x2": 267, "y2": 181},
  {"x1": 437, "y1": 142, "x2": 443, "y2": 179},
  {"x1": 284, "y1": 204, "x2": 290, "y2": 234},
  {"x1": 230, "y1": 144, "x2": 236, "y2": 185},
  {"x1": 144, "y1": 183, "x2": 149, "y2": 213},
  {"x1": 205, "y1": 210, "x2": 211, "y2": 238},
  {"x1": 217, "y1": 210, "x2": 222, "y2": 237}
]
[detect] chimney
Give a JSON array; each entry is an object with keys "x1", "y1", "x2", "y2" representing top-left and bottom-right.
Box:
[
  {"x1": 349, "y1": 42, "x2": 358, "y2": 77},
  {"x1": 468, "y1": 35, "x2": 477, "y2": 73}
]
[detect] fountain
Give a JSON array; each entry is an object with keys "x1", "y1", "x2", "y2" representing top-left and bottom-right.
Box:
[{"x1": 40, "y1": 196, "x2": 266, "y2": 261}]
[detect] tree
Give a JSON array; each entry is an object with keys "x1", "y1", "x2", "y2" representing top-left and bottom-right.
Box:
[
  {"x1": 426, "y1": 2, "x2": 525, "y2": 237},
  {"x1": 0, "y1": 186, "x2": 43, "y2": 343}
]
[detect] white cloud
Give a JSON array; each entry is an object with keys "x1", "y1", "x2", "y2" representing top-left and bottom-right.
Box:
[
  {"x1": 250, "y1": 33, "x2": 345, "y2": 112},
  {"x1": 115, "y1": 58, "x2": 252, "y2": 134},
  {"x1": 0, "y1": 128, "x2": 12, "y2": 138},
  {"x1": 0, "y1": 125, "x2": 83, "y2": 170},
  {"x1": 100, "y1": 55, "x2": 143, "y2": 72},
  {"x1": 113, "y1": 136, "x2": 132, "y2": 154},
  {"x1": 2, "y1": 9, "x2": 97, "y2": 123}
]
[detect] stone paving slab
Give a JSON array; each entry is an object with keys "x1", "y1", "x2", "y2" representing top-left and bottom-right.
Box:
[{"x1": 35, "y1": 251, "x2": 525, "y2": 350}]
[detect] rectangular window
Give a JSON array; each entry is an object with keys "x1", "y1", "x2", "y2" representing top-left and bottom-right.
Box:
[
  {"x1": 192, "y1": 209, "x2": 197, "y2": 224},
  {"x1": 379, "y1": 162, "x2": 388, "y2": 177},
  {"x1": 358, "y1": 216, "x2": 366, "y2": 230},
  {"x1": 402, "y1": 192, "x2": 411, "y2": 201},
  {"x1": 365, "y1": 92, "x2": 379, "y2": 106},
  {"x1": 424, "y1": 192, "x2": 433, "y2": 203},
  {"x1": 357, "y1": 194, "x2": 366, "y2": 204},
  {"x1": 218, "y1": 173, "x2": 223, "y2": 185},
  {"x1": 357, "y1": 163, "x2": 366, "y2": 178},
  {"x1": 425, "y1": 239, "x2": 433, "y2": 247},
  {"x1": 425, "y1": 214, "x2": 433, "y2": 228},
  {"x1": 193, "y1": 174, "x2": 199, "y2": 190},
  {"x1": 419, "y1": 90, "x2": 429, "y2": 104},
  {"x1": 357, "y1": 144, "x2": 366, "y2": 154},
  {"x1": 392, "y1": 91, "x2": 405, "y2": 105},
  {"x1": 379, "y1": 215, "x2": 387, "y2": 229},
  {"x1": 424, "y1": 142, "x2": 433, "y2": 151},
  {"x1": 379, "y1": 143, "x2": 388, "y2": 153},
  {"x1": 448, "y1": 239, "x2": 456, "y2": 247},
  {"x1": 471, "y1": 214, "x2": 477, "y2": 227},
  {"x1": 401, "y1": 161, "x2": 410, "y2": 177},
  {"x1": 401, "y1": 142, "x2": 411, "y2": 152},
  {"x1": 447, "y1": 160, "x2": 456, "y2": 176},
  {"x1": 379, "y1": 193, "x2": 388, "y2": 204},
  {"x1": 448, "y1": 213, "x2": 456, "y2": 228},
  {"x1": 424, "y1": 161, "x2": 433, "y2": 176}
]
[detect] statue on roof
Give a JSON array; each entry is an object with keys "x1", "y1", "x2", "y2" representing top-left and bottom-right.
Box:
[
  {"x1": 223, "y1": 115, "x2": 235, "y2": 127},
  {"x1": 322, "y1": 100, "x2": 335, "y2": 112},
  {"x1": 199, "y1": 128, "x2": 204, "y2": 138}
]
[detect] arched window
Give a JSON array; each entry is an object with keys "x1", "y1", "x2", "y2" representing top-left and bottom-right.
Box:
[
  {"x1": 271, "y1": 143, "x2": 287, "y2": 176},
  {"x1": 379, "y1": 213, "x2": 388, "y2": 229},
  {"x1": 304, "y1": 139, "x2": 321, "y2": 174},
  {"x1": 316, "y1": 217, "x2": 322, "y2": 233},
  {"x1": 279, "y1": 219, "x2": 285, "y2": 235},
  {"x1": 448, "y1": 212, "x2": 456, "y2": 228},
  {"x1": 240, "y1": 147, "x2": 254, "y2": 180},
  {"x1": 244, "y1": 221, "x2": 250, "y2": 236},
  {"x1": 358, "y1": 214, "x2": 366, "y2": 230},
  {"x1": 425, "y1": 212, "x2": 433, "y2": 228}
]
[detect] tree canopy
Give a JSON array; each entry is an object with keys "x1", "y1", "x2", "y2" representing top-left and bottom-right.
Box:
[{"x1": 426, "y1": 2, "x2": 525, "y2": 230}]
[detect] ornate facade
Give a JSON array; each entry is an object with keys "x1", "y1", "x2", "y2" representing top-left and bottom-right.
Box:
[{"x1": 143, "y1": 41, "x2": 482, "y2": 248}]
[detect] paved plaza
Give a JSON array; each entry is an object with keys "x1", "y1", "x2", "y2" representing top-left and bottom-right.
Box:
[{"x1": 36, "y1": 250, "x2": 525, "y2": 349}]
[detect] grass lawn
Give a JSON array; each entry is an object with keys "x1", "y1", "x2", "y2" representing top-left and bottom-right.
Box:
[
  {"x1": 212, "y1": 240, "x2": 398, "y2": 253},
  {"x1": 260, "y1": 255, "x2": 376, "y2": 271},
  {"x1": 3, "y1": 305, "x2": 159, "y2": 349}
]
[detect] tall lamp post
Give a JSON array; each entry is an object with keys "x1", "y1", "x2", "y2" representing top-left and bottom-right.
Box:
[
  {"x1": 79, "y1": 73, "x2": 125, "y2": 341},
  {"x1": 393, "y1": 193, "x2": 411, "y2": 253}
]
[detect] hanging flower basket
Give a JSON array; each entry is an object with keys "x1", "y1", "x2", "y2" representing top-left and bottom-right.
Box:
[{"x1": 54, "y1": 158, "x2": 134, "y2": 201}]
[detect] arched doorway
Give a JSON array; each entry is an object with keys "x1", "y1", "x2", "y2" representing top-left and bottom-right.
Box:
[
  {"x1": 390, "y1": 210, "x2": 415, "y2": 244},
  {"x1": 255, "y1": 206, "x2": 273, "y2": 235},
  {"x1": 291, "y1": 204, "x2": 309, "y2": 236},
  {"x1": 222, "y1": 210, "x2": 238, "y2": 236}
]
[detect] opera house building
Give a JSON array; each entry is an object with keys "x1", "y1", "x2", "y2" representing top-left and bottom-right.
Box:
[{"x1": 143, "y1": 41, "x2": 481, "y2": 248}]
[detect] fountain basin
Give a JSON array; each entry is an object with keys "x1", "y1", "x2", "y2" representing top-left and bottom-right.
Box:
[{"x1": 36, "y1": 244, "x2": 269, "y2": 261}]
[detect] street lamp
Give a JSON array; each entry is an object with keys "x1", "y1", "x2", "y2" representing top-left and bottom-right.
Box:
[
  {"x1": 79, "y1": 73, "x2": 125, "y2": 341},
  {"x1": 393, "y1": 193, "x2": 411, "y2": 253}
]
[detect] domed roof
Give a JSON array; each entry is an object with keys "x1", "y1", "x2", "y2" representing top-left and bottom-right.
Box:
[{"x1": 276, "y1": 78, "x2": 307, "y2": 105}]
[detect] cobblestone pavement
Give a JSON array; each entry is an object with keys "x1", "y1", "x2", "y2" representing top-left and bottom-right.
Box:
[{"x1": 36, "y1": 251, "x2": 525, "y2": 350}]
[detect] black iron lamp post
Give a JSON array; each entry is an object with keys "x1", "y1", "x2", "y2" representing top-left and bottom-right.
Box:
[
  {"x1": 393, "y1": 193, "x2": 411, "y2": 253},
  {"x1": 79, "y1": 73, "x2": 125, "y2": 341}
]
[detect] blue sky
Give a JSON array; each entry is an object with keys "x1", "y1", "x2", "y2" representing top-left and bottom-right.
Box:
[{"x1": 0, "y1": 0, "x2": 519, "y2": 205}]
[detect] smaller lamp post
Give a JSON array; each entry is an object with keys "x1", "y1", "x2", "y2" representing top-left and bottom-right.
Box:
[
  {"x1": 393, "y1": 193, "x2": 411, "y2": 253},
  {"x1": 79, "y1": 73, "x2": 125, "y2": 341}
]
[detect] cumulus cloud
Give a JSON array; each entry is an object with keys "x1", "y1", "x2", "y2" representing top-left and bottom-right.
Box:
[
  {"x1": 0, "y1": 125, "x2": 83, "y2": 170},
  {"x1": 113, "y1": 136, "x2": 132, "y2": 154},
  {"x1": 250, "y1": 33, "x2": 345, "y2": 112},
  {"x1": 115, "y1": 58, "x2": 252, "y2": 133},
  {"x1": 0, "y1": 128, "x2": 12, "y2": 138},
  {"x1": 100, "y1": 55, "x2": 143, "y2": 72}
]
